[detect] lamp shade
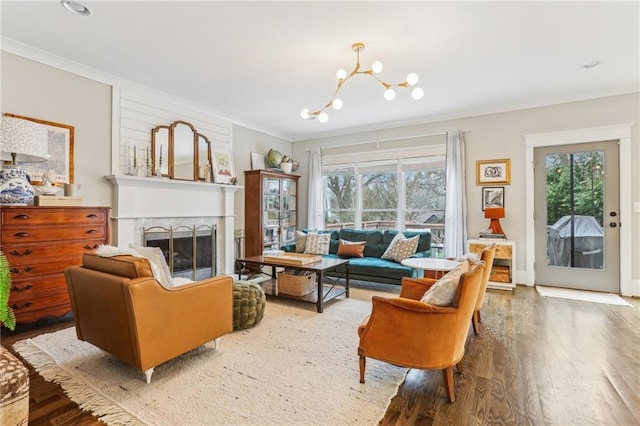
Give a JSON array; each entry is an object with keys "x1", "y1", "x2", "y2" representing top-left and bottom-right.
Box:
[
  {"x1": 0, "y1": 117, "x2": 49, "y2": 163},
  {"x1": 484, "y1": 207, "x2": 505, "y2": 219}
]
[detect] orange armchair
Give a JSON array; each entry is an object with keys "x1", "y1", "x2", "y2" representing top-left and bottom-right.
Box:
[
  {"x1": 65, "y1": 254, "x2": 233, "y2": 383},
  {"x1": 472, "y1": 244, "x2": 496, "y2": 335},
  {"x1": 357, "y1": 262, "x2": 484, "y2": 402}
]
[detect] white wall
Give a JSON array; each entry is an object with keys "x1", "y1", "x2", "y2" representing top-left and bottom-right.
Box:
[
  {"x1": 292, "y1": 93, "x2": 640, "y2": 286},
  {"x1": 1, "y1": 51, "x2": 112, "y2": 208},
  {"x1": 232, "y1": 124, "x2": 293, "y2": 234}
]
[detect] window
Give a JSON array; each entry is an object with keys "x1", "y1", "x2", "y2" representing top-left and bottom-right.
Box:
[{"x1": 322, "y1": 156, "x2": 446, "y2": 240}]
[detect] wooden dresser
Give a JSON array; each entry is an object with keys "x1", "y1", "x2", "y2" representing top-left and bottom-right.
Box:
[{"x1": 0, "y1": 206, "x2": 110, "y2": 323}]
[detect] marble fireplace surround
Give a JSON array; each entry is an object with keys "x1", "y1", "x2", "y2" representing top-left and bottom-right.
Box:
[{"x1": 106, "y1": 175, "x2": 241, "y2": 275}]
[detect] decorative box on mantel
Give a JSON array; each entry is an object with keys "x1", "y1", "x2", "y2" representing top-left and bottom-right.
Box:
[{"x1": 105, "y1": 175, "x2": 243, "y2": 275}]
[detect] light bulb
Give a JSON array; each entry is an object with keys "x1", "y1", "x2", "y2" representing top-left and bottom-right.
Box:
[
  {"x1": 384, "y1": 88, "x2": 396, "y2": 101},
  {"x1": 332, "y1": 98, "x2": 343, "y2": 110},
  {"x1": 372, "y1": 61, "x2": 383, "y2": 74},
  {"x1": 406, "y1": 72, "x2": 419, "y2": 86},
  {"x1": 318, "y1": 112, "x2": 329, "y2": 123},
  {"x1": 411, "y1": 87, "x2": 424, "y2": 100},
  {"x1": 336, "y1": 69, "x2": 347, "y2": 80},
  {"x1": 300, "y1": 108, "x2": 310, "y2": 119}
]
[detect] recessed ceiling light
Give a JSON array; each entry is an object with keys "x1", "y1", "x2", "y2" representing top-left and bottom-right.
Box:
[
  {"x1": 61, "y1": 1, "x2": 92, "y2": 17},
  {"x1": 582, "y1": 60, "x2": 601, "y2": 69}
]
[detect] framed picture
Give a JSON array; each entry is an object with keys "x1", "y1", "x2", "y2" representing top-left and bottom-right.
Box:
[
  {"x1": 251, "y1": 151, "x2": 266, "y2": 170},
  {"x1": 4, "y1": 113, "x2": 74, "y2": 185},
  {"x1": 213, "y1": 147, "x2": 234, "y2": 184},
  {"x1": 482, "y1": 186, "x2": 504, "y2": 211},
  {"x1": 476, "y1": 158, "x2": 511, "y2": 185}
]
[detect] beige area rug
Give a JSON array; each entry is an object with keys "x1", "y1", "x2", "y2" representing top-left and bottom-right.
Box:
[
  {"x1": 13, "y1": 287, "x2": 407, "y2": 426},
  {"x1": 536, "y1": 285, "x2": 632, "y2": 306}
]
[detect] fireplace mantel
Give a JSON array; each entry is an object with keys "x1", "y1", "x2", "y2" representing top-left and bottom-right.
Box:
[{"x1": 106, "y1": 175, "x2": 242, "y2": 274}]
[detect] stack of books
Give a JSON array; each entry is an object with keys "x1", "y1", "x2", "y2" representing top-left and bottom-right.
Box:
[{"x1": 478, "y1": 232, "x2": 506, "y2": 239}]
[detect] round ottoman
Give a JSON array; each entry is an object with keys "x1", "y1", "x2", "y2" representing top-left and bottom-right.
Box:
[{"x1": 233, "y1": 280, "x2": 266, "y2": 330}]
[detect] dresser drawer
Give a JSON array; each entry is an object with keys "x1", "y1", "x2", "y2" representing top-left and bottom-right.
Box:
[
  {"x1": 7, "y1": 256, "x2": 83, "y2": 278},
  {"x1": 9, "y1": 274, "x2": 69, "y2": 302},
  {"x1": 2, "y1": 239, "x2": 104, "y2": 261},
  {"x1": 10, "y1": 293, "x2": 71, "y2": 324},
  {"x1": 1, "y1": 225, "x2": 106, "y2": 244},
  {"x1": 469, "y1": 243, "x2": 512, "y2": 259},
  {"x1": 1, "y1": 207, "x2": 107, "y2": 226}
]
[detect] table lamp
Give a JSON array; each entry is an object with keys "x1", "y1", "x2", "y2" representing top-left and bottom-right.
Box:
[
  {"x1": 484, "y1": 207, "x2": 506, "y2": 238},
  {"x1": 0, "y1": 116, "x2": 49, "y2": 205}
]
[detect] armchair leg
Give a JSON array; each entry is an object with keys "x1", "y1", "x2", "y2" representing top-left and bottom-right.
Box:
[
  {"x1": 472, "y1": 310, "x2": 480, "y2": 335},
  {"x1": 443, "y1": 367, "x2": 455, "y2": 403},
  {"x1": 456, "y1": 362, "x2": 463, "y2": 374},
  {"x1": 214, "y1": 337, "x2": 221, "y2": 350},
  {"x1": 477, "y1": 310, "x2": 482, "y2": 323},
  {"x1": 358, "y1": 349, "x2": 366, "y2": 383},
  {"x1": 144, "y1": 367, "x2": 154, "y2": 384}
]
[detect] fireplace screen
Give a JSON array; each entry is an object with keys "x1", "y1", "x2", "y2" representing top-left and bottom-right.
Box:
[{"x1": 144, "y1": 225, "x2": 217, "y2": 280}]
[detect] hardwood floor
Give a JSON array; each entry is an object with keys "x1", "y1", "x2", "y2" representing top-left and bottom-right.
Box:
[{"x1": 2, "y1": 286, "x2": 639, "y2": 425}]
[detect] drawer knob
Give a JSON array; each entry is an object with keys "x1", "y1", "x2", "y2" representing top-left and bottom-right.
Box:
[
  {"x1": 14, "y1": 232, "x2": 30, "y2": 238},
  {"x1": 13, "y1": 214, "x2": 30, "y2": 220},
  {"x1": 10, "y1": 284, "x2": 32, "y2": 292},
  {"x1": 10, "y1": 266, "x2": 32, "y2": 273},
  {"x1": 11, "y1": 301, "x2": 32, "y2": 310},
  {"x1": 83, "y1": 244, "x2": 100, "y2": 250},
  {"x1": 86, "y1": 229, "x2": 98, "y2": 234},
  {"x1": 87, "y1": 213, "x2": 98, "y2": 218},
  {"x1": 9, "y1": 249, "x2": 32, "y2": 257}
]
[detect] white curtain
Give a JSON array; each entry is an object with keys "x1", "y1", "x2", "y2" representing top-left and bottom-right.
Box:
[
  {"x1": 307, "y1": 148, "x2": 324, "y2": 230},
  {"x1": 444, "y1": 131, "x2": 468, "y2": 258}
]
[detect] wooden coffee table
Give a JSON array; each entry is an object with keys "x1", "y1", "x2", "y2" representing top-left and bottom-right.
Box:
[{"x1": 235, "y1": 255, "x2": 349, "y2": 313}]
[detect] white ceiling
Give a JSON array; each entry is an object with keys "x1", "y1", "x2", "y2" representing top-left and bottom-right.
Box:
[{"x1": 1, "y1": 1, "x2": 639, "y2": 142}]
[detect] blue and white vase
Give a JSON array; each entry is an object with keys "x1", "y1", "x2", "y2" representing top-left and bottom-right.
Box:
[{"x1": 0, "y1": 165, "x2": 35, "y2": 205}]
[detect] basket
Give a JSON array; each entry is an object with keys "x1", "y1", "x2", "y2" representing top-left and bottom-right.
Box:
[{"x1": 277, "y1": 271, "x2": 316, "y2": 296}]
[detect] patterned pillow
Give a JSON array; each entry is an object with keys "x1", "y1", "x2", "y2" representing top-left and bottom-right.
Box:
[
  {"x1": 336, "y1": 240, "x2": 366, "y2": 258},
  {"x1": 421, "y1": 261, "x2": 470, "y2": 306},
  {"x1": 295, "y1": 230, "x2": 307, "y2": 253},
  {"x1": 381, "y1": 235, "x2": 419, "y2": 263},
  {"x1": 304, "y1": 233, "x2": 330, "y2": 255}
]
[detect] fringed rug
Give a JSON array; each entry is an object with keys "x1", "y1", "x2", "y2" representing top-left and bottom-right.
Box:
[
  {"x1": 536, "y1": 285, "x2": 632, "y2": 306},
  {"x1": 13, "y1": 287, "x2": 407, "y2": 425}
]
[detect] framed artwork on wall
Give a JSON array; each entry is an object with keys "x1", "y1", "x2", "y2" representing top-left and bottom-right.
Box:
[
  {"x1": 476, "y1": 158, "x2": 511, "y2": 185},
  {"x1": 251, "y1": 152, "x2": 266, "y2": 170},
  {"x1": 4, "y1": 113, "x2": 74, "y2": 185},
  {"x1": 213, "y1": 147, "x2": 234, "y2": 184},
  {"x1": 482, "y1": 186, "x2": 504, "y2": 211}
]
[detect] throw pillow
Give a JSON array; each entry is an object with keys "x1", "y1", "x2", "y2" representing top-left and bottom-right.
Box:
[
  {"x1": 130, "y1": 244, "x2": 173, "y2": 288},
  {"x1": 304, "y1": 233, "x2": 330, "y2": 255},
  {"x1": 336, "y1": 239, "x2": 366, "y2": 258},
  {"x1": 421, "y1": 260, "x2": 470, "y2": 306},
  {"x1": 295, "y1": 230, "x2": 307, "y2": 253},
  {"x1": 381, "y1": 235, "x2": 419, "y2": 263},
  {"x1": 381, "y1": 232, "x2": 405, "y2": 259}
]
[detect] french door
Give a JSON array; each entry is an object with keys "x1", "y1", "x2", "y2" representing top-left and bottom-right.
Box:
[{"x1": 533, "y1": 141, "x2": 619, "y2": 292}]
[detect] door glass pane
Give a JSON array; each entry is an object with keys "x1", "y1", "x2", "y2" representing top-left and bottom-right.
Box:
[{"x1": 545, "y1": 150, "x2": 604, "y2": 270}]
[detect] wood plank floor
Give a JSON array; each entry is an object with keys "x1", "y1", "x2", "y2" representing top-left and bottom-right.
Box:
[{"x1": 2, "y1": 286, "x2": 639, "y2": 425}]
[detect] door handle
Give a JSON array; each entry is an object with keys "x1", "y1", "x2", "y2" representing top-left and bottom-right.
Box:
[{"x1": 609, "y1": 222, "x2": 617, "y2": 228}]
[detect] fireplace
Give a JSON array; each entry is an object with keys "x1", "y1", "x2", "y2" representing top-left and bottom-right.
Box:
[
  {"x1": 106, "y1": 175, "x2": 242, "y2": 275},
  {"x1": 144, "y1": 225, "x2": 217, "y2": 281}
]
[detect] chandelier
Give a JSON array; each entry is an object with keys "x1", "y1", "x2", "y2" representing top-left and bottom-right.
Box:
[{"x1": 300, "y1": 42, "x2": 424, "y2": 123}]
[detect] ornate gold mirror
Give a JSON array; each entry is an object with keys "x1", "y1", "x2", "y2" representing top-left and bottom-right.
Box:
[
  {"x1": 170, "y1": 121, "x2": 197, "y2": 181},
  {"x1": 151, "y1": 120, "x2": 214, "y2": 182},
  {"x1": 197, "y1": 133, "x2": 213, "y2": 181},
  {"x1": 151, "y1": 125, "x2": 169, "y2": 177}
]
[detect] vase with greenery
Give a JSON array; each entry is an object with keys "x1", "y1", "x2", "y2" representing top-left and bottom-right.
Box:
[{"x1": 0, "y1": 250, "x2": 16, "y2": 330}]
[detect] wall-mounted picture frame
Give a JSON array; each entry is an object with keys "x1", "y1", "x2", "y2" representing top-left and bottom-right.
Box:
[
  {"x1": 4, "y1": 113, "x2": 74, "y2": 185},
  {"x1": 251, "y1": 151, "x2": 266, "y2": 170},
  {"x1": 213, "y1": 147, "x2": 234, "y2": 184},
  {"x1": 476, "y1": 158, "x2": 511, "y2": 185},
  {"x1": 482, "y1": 186, "x2": 504, "y2": 211}
]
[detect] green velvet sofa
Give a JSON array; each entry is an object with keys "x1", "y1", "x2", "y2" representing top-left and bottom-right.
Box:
[{"x1": 283, "y1": 228, "x2": 432, "y2": 285}]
